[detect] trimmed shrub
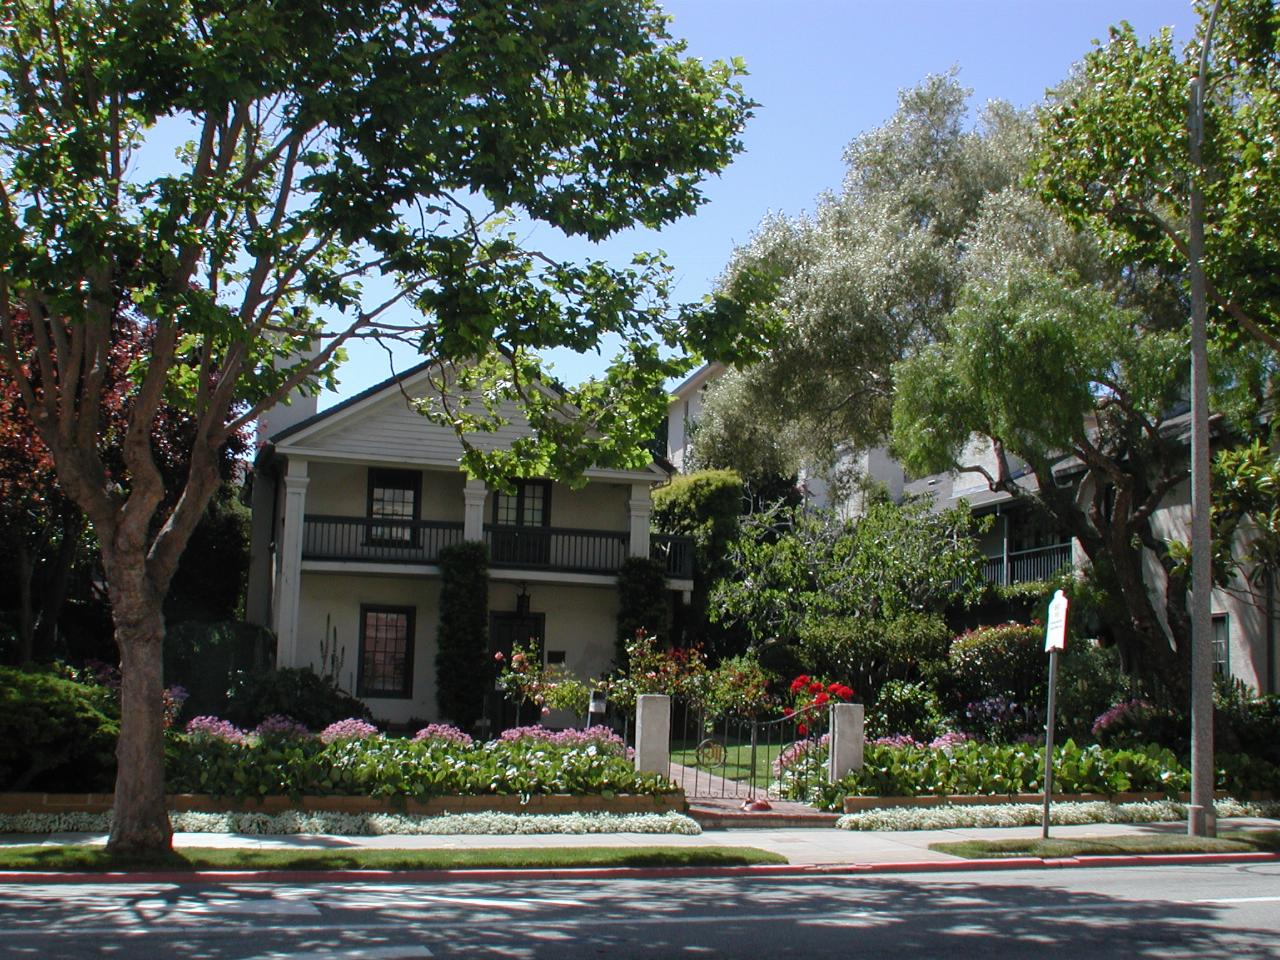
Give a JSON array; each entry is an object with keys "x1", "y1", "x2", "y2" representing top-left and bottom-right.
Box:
[
  {"x1": 948, "y1": 622, "x2": 1044, "y2": 706},
  {"x1": 798, "y1": 612, "x2": 950, "y2": 695},
  {"x1": 615, "y1": 556, "x2": 670, "y2": 667},
  {"x1": 869, "y1": 679, "x2": 948, "y2": 741},
  {"x1": 0, "y1": 666, "x2": 118, "y2": 791},
  {"x1": 435, "y1": 540, "x2": 489, "y2": 731},
  {"x1": 224, "y1": 667, "x2": 371, "y2": 731}
]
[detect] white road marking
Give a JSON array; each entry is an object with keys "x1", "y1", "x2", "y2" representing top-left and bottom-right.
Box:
[
  {"x1": 1187, "y1": 895, "x2": 1280, "y2": 905},
  {"x1": 242, "y1": 948, "x2": 431, "y2": 960}
]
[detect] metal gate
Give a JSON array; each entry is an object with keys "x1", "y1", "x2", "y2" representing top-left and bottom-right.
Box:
[{"x1": 667, "y1": 701, "x2": 828, "y2": 803}]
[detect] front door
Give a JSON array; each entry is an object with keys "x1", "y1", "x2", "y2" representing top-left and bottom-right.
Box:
[{"x1": 485, "y1": 611, "x2": 546, "y2": 734}]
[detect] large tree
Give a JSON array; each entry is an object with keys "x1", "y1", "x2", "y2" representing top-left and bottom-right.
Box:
[
  {"x1": 692, "y1": 72, "x2": 1029, "y2": 477},
  {"x1": 0, "y1": 0, "x2": 760, "y2": 854},
  {"x1": 1035, "y1": 0, "x2": 1280, "y2": 352}
]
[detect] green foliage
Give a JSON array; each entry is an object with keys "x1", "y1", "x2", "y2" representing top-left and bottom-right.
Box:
[
  {"x1": 711, "y1": 499, "x2": 985, "y2": 646},
  {"x1": 1054, "y1": 640, "x2": 1130, "y2": 741},
  {"x1": 703, "y1": 653, "x2": 777, "y2": 719},
  {"x1": 796, "y1": 612, "x2": 951, "y2": 698},
  {"x1": 869, "y1": 680, "x2": 948, "y2": 741},
  {"x1": 615, "y1": 557, "x2": 670, "y2": 667},
  {"x1": 165, "y1": 733, "x2": 674, "y2": 801},
  {"x1": 695, "y1": 72, "x2": 1034, "y2": 477},
  {"x1": 1035, "y1": 1, "x2": 1280, "y2": 352},
  {"x1": 826, "y1": 740, "x2": 1195, "y2": 805},
  {"x1": 165, "y1": 484, "x2": 251, "y2": 624},
  {"x1": 947, "y1": 622, "x2": 1045, "y2": 706},
  {"x1": 435, "y1": 541, "x2": 490, "y2": 730},
  {"x1": 1215, "y1": 680, "x2": 1280, "y2": 765},
  {"x1": 0, "y1": 666, "x2": 118, "y2": 791},
  {"x1": 224, "y1": 668, "x2": 371, "y2": 731},
  {"x1": 164, "y1": 620, "x2": 275, "y2": 719}
]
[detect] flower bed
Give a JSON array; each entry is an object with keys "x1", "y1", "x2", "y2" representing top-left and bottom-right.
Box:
[
  {"x1": 777, "y1": 738, "x2": 1280, "y2": 811},
  {"x1": 165, "y1": 720, "x2": 671, "y2": 802},
  {"x1": 837, "y1": 798, "x2": 1280, "y2": 832}
]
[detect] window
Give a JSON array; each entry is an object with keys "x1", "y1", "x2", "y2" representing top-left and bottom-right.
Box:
[
  {"x1": 367, "y1": 469, "x2": 420, "y2": 544},
  {"x1": 494, "y1": 479, "x2": 551, "y2": 527},
  {"x1": 358, "y1": 605, "x2": 414, "y2": 698},
  {"x1": 1212, "y1": 614, "x2": 1230, "y2": 679}
]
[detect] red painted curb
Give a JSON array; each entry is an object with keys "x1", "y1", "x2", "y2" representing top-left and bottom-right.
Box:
[{"x1": 2, "y1": 851, "x2": 1275, "y2": 885}]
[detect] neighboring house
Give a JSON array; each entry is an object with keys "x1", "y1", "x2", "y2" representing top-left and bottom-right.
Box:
[
  {"x1": 246, "y1": 361, "x2": 694, "y2": 727},
  {"x1": 664, "y1": 361, "x2": 724, "y2": 473},
  {"x1": 666, "y1": 363, "x2": 1278, "y2": 695}
]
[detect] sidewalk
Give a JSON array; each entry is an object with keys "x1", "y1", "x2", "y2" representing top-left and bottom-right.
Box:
[{"x1": 4, "y1": 816, "x2": 1278, "y2": 868}]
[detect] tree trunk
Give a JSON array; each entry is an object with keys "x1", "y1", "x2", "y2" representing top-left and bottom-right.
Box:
[{"x1": 104, "y1": 567, "x2": 172, "y2": 855}]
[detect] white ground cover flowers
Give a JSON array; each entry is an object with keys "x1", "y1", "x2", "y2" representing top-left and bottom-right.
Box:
[
  {"x1": 837, "y1": 798, "x2": 1280, "y2": 831},
  {"x1": 0, "y1": 809, "x2": 702, "y2": 836}
]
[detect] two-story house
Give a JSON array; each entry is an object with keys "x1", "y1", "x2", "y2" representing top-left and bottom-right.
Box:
[{"x1": 245, "y1": 361, "x2": 694, "y2": 726}]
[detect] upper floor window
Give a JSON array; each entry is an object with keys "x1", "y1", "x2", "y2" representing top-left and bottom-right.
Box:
[
  {"x1": 1212, "y1": 614, "x2": 1230, "y2": 679},
  {"x1": 494, "y1": 479, "x2": 551, "y2": 527},
  {"x1": 367, "y1": 468, "x2": 420, "y2": 544}
]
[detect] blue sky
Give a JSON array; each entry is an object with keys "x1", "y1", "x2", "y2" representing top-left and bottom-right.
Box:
[{"x1": 326, "y1": 0, "x2": 1197, "y2": 407}]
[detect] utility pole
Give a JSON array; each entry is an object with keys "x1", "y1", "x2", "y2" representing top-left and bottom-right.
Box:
[{"x1": 1187, "y1": 0, "x2": 1222, "y2": 839}]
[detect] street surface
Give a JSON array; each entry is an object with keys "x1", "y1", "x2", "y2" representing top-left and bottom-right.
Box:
[{"x1": 2, "y1": 862, "x2": 1278, "y2": 958}]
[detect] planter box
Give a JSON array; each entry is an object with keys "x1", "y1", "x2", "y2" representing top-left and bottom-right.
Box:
[
  {"x1": 0, "y1": 791, "x2": 686, "y2": 817},
  {"x1": 843, "y1": 790, "x2": 1235, "y2": 813}
]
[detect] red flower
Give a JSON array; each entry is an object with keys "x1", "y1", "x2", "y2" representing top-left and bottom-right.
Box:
[
  {"x1": 797, "y1": 723, "x2": 809, "y2": 737},
  {"x1": 814, "y1": 691, "x2": 830, "y2": 706},
  {"x1": 836, "y1": 685, "x2": 855, "y2": 701},
  {"x1": 808, "y1": 681, "x2": 824, "y2": 694},
  {"x1": 783, "y1": 707, "x2": 795, "y2": 718},
  {"x1": 790, "y1": 675, "x2": 810, "y2": 694}
]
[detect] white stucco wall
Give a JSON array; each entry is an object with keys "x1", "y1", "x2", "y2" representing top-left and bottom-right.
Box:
[{"x1": 302, "y1": 461, "x2": 466, "y2": 523}]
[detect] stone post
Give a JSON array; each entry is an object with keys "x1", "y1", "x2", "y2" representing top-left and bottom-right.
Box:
[
  {"x1": 828, "y1": 702, "x2": 864, "y2": 784},
  {"x1": 634, "y1": 694, "x2": 671, "y2": 776}
]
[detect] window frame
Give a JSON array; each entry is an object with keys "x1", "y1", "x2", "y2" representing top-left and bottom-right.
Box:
[
  {"x1": 1212, "y1": 613, "x2": 1230, "y2": 680},
  {"x1": 366, "y1": 468, "x2": 422, "y2": 546},
  {"x1": 492, "y1": 479, "x2": 552, "y2": 528},
  {"x1": 357, "y1": 604, "x2": 416, "y2": 699}
]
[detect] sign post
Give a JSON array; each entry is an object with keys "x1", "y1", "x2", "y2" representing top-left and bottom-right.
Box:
[{"x1": 1042, "y1": 589, "x2": 1069, "y2": 839}]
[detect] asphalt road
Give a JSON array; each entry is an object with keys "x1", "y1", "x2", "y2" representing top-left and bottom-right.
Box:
[{"x1": 3, "y1": 862, "x2": 1279, "y2": 959}]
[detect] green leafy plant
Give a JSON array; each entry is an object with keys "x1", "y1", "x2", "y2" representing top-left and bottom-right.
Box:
[
  {"x1": 0, "y1": 665, "x2": 119, "y2": 791},
  {"x1": 224, "y1": 668, "x2": 371, "y2": 732},
  {"x1": 615, "y1": 557, "x2": 670, "y2": 668},
  {"x1": 435, "y1": 541, "x2": 489, "y2": 730}
]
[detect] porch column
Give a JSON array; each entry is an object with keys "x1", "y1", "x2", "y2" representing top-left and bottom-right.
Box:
[
  {"x1": 463, "y1": 477, "x2": 487, "y2": 541},
  {"x1": 273, "y1": 458, "x2": 309, "y2": 669},
  {"x1": 628, "y1": 482, "x2": 652, "y2": 558}
]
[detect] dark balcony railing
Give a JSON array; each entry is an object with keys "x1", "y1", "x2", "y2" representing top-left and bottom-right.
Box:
[
  {"x1": 303, "y1": 515, "x2": 465, "y2": 564},
  {"x1": 302, "y1": 514, "x2": 695, "y2": 579},
  {"x1": 983, "y1": 542, "x2": 1073, "y2": 586},
  {"x1": 651, "y1": 533, "x2": 694, "y2": 579}
]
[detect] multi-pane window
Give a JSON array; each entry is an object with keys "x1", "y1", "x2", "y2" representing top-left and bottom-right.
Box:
[
  {"x1": 358, "y1": 605, "x2": 414, "y2": 698},
  {"x1": 494, "y1": 480, "x2": 550, "y2": 527},
  {"x1": 368, "y1": 469, "x2": 420, "y2": 543},
  {"x1": 1212, "y1": 614, "x2": 1230, "y2": 679}
]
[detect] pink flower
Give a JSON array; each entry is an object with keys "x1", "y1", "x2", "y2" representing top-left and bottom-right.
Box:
[{"x1": 494, "y1": 651, "x2": 505, "y2": 662}]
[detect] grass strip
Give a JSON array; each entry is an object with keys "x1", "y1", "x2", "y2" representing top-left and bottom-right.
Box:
[
  {"x1": 931, "y1": 830, "x2": 1280, "y2": 860},
  {"x1": 0, "y1": 844, "x2": 787, "y2": 873}
]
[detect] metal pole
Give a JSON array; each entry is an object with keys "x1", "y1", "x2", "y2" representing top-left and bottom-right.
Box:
[
  {"x1": 1187, "y1": 0, "x2": 1222, "y2": 839},
  {"x1": 748, "y1": 720, "x2": 759, "y2": 801},
  {"x1": 1041, "y1": 648, "x2": 1060, "y2": 839}
]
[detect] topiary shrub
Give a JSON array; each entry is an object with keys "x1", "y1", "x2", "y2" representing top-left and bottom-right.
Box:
[
  {"x1": 869, "y1": 679, "x2": 948, "y2": 741},
  {"x1": 0, "y1": 666, "x2": 119, "y2": 791},
  {"x1": 616, "y1": 556, "x2": 670, "y2": 667},
  {"x1": 435, "y1": 540, "x2": 489, "y2": 731},
  {"x1": 224, "y1": 667, "x2": 371, "y2": 731},
  {"x1": 798, "y1": 612, "x2": 950, "y2": 696}
]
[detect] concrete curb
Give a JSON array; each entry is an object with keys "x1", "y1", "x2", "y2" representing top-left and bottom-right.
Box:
[{"x1": 2, "y1": 851, "x2": 1275, "y2": 885}]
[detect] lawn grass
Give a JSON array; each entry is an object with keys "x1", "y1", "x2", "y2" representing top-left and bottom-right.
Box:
[
  {"x1": 670, "y1": 740, "x2": 780, "y2": 784},
  {"x1": 0, "y1": 844, "x2": 788, "y2": 873},
  {"x1": 931, "y1": 830, "x2": 1280, "y2": 860}
]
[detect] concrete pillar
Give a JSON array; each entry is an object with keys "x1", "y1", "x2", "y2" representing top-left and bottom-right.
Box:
[
  {"x1": 273, "y1": 458, "x2": 309, "y2": 668},
  {"x1": 634, "y1": 694, "x2": 671, "y2": 776},
  {"x1": 463, "y1": 477, "x2": 487, "y2": 542},
  {"x1": 828, "y1": 702, "x2": 865, "y2": 783},
  {"x1": 628, "y1": 483, "x2": 652, "y2": 558}
]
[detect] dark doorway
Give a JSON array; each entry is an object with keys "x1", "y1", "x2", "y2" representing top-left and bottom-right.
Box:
[{"x1": 485, "y1": 611, "x2": 546, "y2": 734}]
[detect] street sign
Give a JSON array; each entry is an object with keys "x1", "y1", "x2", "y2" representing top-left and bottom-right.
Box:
[{"x1": 1045, "y1": 589, "x2": 1068, "y2": 651}]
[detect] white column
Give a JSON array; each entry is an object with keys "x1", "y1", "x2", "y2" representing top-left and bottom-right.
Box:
[
  {"x1": 828, "y1": 702, "x2": 865, "y2": 783},
  {"x1": 273, "y1": 458, "x2": 309, "y2": 668},
  {"x1": 634, "y1": 694, "x2": 671, "y2": 776},
  {"x1": 628, "y1": 482, "x2": 652, "y2": 558},
  {"x1": 463, "y1": 477, "x2": 487, "y2": 542}
]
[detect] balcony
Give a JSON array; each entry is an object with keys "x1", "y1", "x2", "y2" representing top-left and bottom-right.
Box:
[
  {"x1": 301, "y1": 515, "x2": 693, "y2": 579},
  {"x1": 982, "y1": 542, "x2": 1073, "y2": 586}
]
